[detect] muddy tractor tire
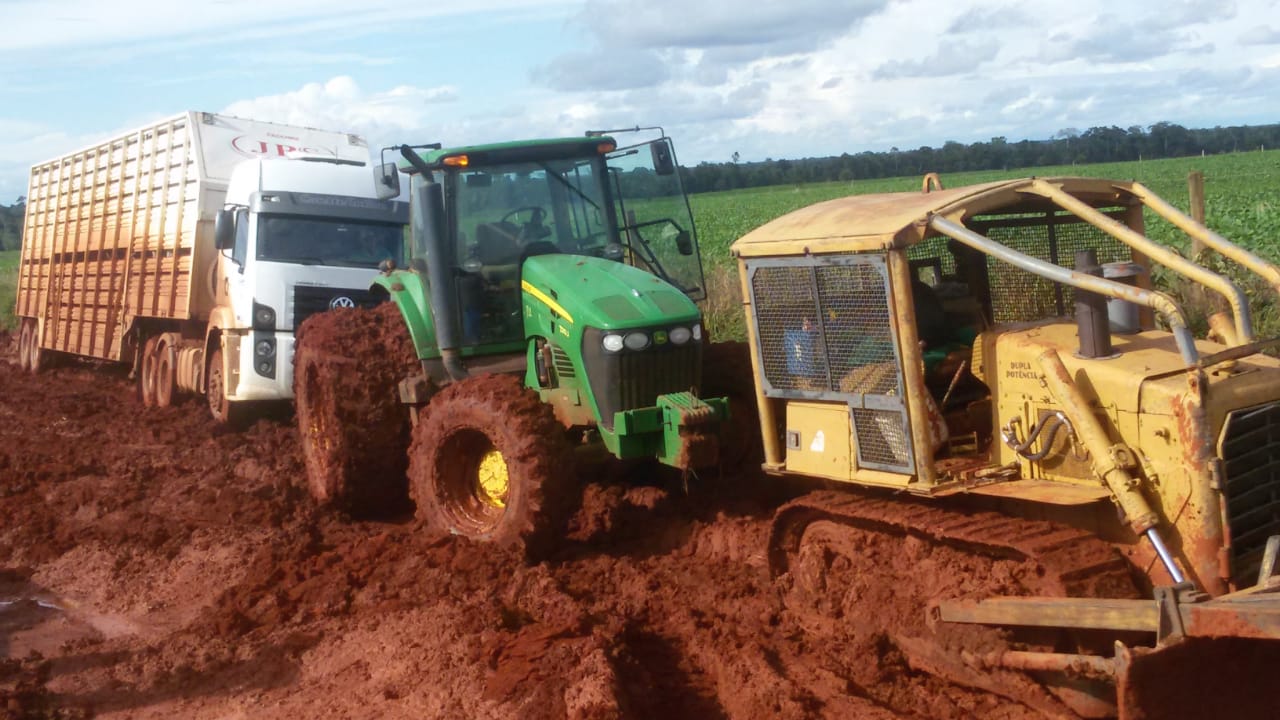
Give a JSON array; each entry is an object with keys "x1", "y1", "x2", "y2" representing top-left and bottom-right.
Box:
[
  {"x1": 294, "y1": 304, "x2": 417, "y2": 515},
  {"x1": 702, "y1": 341, "x2": 764, "y2": 476},
  {"x1": 139, "y1": 337, "x2": 160, "y2": 407},
  {"x1": 409, "y1": 373, "x2": 575, "y2": 561}
]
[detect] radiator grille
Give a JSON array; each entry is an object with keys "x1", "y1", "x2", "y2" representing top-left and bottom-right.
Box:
[
  {"x1": 291, "y1": 286, "x2": 382, "y2": 329},
  {"x1": 581, "y1": 327, "x2": 701, "y2": 430},
  {"x1": 1220, "y1": 402, "x2": 1280, "y2": 586},
  {"x1": 617, "y1": 345, "x2": 700, "y2": 412}
]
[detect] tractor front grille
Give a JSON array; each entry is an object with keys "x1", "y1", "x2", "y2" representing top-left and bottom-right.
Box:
[
  {"x1": 581, "y1": 327, "x2": 700, "y2": 430},
  {"x1": 1220, "y1": 401, "x2": 1280, "y2": 587},
  {"x1": 291, "y1": 285, "x2": 382, "y2": 329}
]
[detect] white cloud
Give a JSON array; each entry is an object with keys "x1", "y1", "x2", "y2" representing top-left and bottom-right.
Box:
[{"x1": 0, "y1": 0, "x2": 574, "y2": 51}]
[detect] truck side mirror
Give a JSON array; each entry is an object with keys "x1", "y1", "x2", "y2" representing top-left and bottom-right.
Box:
[
  {"x1": 375, "y1": 162, "x2": 401, "y2": 200},
  {"x1": 651, "y1": 140, "x2": 676, "y2": 176},
  {"x1": 214, "y1": 209, "x2": 235, "y2": 250},
  {"x1": 675, "y1": 229, "x2": 694, "y2": 256}
]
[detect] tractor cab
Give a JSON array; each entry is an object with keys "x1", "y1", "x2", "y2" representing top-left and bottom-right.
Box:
[{"x1": 372, "y1": 131, "x2": 724, "y2": 470}]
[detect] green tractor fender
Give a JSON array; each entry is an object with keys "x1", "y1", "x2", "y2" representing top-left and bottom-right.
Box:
[{"x1": 372, "y1": 270, "x2": 439, "y2": 359}]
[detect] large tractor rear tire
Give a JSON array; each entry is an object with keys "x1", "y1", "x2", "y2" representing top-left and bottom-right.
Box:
[
  {"x1": 294, "y1": 304, "x2": 416, "y2": 515},
  {"x1": 409, "y1": 373, "x2": 575, "y2": 561}
]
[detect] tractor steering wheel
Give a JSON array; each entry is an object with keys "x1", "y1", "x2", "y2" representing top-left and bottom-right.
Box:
[{"x1": 501, "y1": 206, "x2": 546, "y2": 227}]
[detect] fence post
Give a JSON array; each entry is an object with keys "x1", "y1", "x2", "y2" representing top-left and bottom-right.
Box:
[{"x1": 1188, "y1": 171, "x2": 1206, "y2": 256}]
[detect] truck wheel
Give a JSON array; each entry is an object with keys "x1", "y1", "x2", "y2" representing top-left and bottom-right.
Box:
[
  {"x1": 140, "y1": 337, "x2": 160, "y2": 407},
  {"x1": 702, "y1": 341, "x2": 764, "y2": 476},
  {"x1": 17, "y1": 320, "x2": 32, "y2": 373},
  {"x1": 409, "y1": 374, "x2": 574, "y2": 561},
  {"x1": 293, "y1": 305, "x2": 415, "y2": 515},
  {"x1": 156, "y1": 343, "x2": 176, "y2": 408},
  {"x1": 206, "y1": 348, "x2": 241, "y2": 426}
]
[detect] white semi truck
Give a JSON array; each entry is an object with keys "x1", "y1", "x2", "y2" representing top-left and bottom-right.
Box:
[{"x1": 13, "y1": 111, "x2": 408, "y2": 423}]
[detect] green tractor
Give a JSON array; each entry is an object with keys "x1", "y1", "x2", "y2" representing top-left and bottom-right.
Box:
[{"x1": 294, "y1": 129, "x2": 730, "y2": 555}]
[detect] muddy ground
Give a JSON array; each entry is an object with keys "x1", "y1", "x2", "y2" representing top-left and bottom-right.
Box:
[{"x1": 0, "y1": 330, "x2": 1251, "y2": 719}]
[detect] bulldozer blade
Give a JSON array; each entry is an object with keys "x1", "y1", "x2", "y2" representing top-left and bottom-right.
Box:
[{"x1": 1117, "y1": 638, "x2": 1280, "y2": 720}]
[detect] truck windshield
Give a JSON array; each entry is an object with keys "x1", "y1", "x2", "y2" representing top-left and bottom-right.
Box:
[{"x1": 256, "y1": 216, "x2": 405, "y2": 268}]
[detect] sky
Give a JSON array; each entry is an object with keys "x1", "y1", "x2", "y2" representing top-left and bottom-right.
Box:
[{"x1": 2, "y1": 0, "x2": 1279, "y2": 202}]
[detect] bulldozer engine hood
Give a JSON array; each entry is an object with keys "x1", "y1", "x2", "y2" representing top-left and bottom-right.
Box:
[{"x1": 519, "y1": 254, "x2": 701, "y2": 331}]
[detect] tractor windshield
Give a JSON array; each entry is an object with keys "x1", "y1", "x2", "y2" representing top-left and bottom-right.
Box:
[
  {"x1": 607, "y1": 138, "x2": 706, "y2": 300},
  {"x1": 453, "y1": 158, "x2": 611, "y2": 267}
]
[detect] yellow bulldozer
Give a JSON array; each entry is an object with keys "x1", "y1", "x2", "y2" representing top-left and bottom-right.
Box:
[{"x1": 731, "y1": 175, "x2": 1280, "y2": 718}]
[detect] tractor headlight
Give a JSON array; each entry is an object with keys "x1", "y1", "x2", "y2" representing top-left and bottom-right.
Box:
[
  {"x1": 669, "y1": 326, "x2": 692, "y2": 345},
  {"x1": 602, "y1": 333, "x2": 625, "y2": 353},
  {"x1": 623, "y1": 331, "x2": 651, "y2": 351},
  {"x1": 255, "y1": 339, "x2": 276, "y2": 357}
]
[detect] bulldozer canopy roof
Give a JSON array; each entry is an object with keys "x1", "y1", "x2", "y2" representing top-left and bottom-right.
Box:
[{"x1": 731, "y1": 176, "x2": 1140, "y2": 258}]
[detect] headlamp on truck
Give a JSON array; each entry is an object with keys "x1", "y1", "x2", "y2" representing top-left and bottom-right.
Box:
[
  {"x1": 254, "y1": 336, "x2": 277, "y2": 378},
  {"x1": 252, "y1": 301, "x2": 276, "y2": 331}
]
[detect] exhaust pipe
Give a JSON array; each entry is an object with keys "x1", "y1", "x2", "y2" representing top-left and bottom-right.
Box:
[
  {"x1": 1075, "y1": 249, "x2": 1114, "y2": 359},
  {"x1": 403, "y1": 146, "x2": 468, "y2": 382}
]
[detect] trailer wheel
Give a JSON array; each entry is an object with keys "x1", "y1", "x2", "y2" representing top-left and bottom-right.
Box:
[
  {"x1": 140, "y1": 337, "x2": 160, "y2": 407},
  {"x1": 17, "y1": 320, "x2": 33, "y2": 373},
  {"x1": 26, "y1": 324, "x2": 46, "y2": 374},
  {"x1": 409, "y1": 374, "x2": 574, "y2": 561},
  {"x1": 156, "y1": 343, "x2": 176, "y2": 408}
]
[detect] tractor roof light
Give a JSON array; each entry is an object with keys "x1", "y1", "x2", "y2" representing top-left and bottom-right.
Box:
[
  {"x1": 596, "y1": 141, "x2": 617, "y2": 154},
  {"x1": 443, "y1": 154, "x2": 470, "y2": 167}
]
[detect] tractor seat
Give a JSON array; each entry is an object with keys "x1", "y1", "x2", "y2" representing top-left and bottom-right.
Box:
[{"x1": 474, "y1": 222, "x2": 522, "y2": 265}]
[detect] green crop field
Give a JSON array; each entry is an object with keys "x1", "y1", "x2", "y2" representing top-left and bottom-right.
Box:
[
  {"x1": 690, "y1": 150, "x2": 1280, "y2": 340},
  {"x1": 0, "y1": 150, "x2": 1276, "y2": 339},
  {"x1": 0, "y1": 250, "x2": 19, "y2": 333}
]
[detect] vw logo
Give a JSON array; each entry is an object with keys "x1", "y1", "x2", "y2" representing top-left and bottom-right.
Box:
[{"x1": 329, "y1": 296, "x2": 356, "y2": 309}]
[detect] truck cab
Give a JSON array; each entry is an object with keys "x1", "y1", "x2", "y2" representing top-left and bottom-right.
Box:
[{"x1": 211, "y1": 157, "x2": 409, "y2": 408}]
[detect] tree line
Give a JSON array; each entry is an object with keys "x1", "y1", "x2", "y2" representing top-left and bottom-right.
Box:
[
  {"x1": 0, "y1": 198, "x2": 23, "y2": 251},
  {"x1": 677, "y1": 121, "x2": 1280, "y2": 194},
  {"x1": 1, "y1": 121, "x2": 1278, "y2": 245}
]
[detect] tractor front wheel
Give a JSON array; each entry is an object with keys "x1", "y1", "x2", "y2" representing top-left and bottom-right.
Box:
[
  {"x1": 293, "y1": 305, "x2": 415, "y2": 515},
  {"x1": 409, "y1": 374, "x2": 574, "y2": 561}
]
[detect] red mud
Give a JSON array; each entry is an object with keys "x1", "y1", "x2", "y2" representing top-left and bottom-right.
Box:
[{"x1": 0, "y1": 332, "x2": 1260, "y2": 719}]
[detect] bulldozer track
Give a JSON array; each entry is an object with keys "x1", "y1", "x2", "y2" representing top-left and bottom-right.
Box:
[
  {"x1": 767, "y1": 490, "x2": 1144, "y2": 717},
  {"x1": 768, "y1": 489, "x2": 1140, "y2": 602}
]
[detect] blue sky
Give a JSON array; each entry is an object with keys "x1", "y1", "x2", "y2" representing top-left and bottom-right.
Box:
[{"x1": 2, "y1": 0, "x2": 1279, "y2": 202}]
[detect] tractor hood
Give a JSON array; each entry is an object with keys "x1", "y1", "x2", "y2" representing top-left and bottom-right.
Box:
[{"x1": 521, "y1": 254, "x2": 701, "y2": 331}]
